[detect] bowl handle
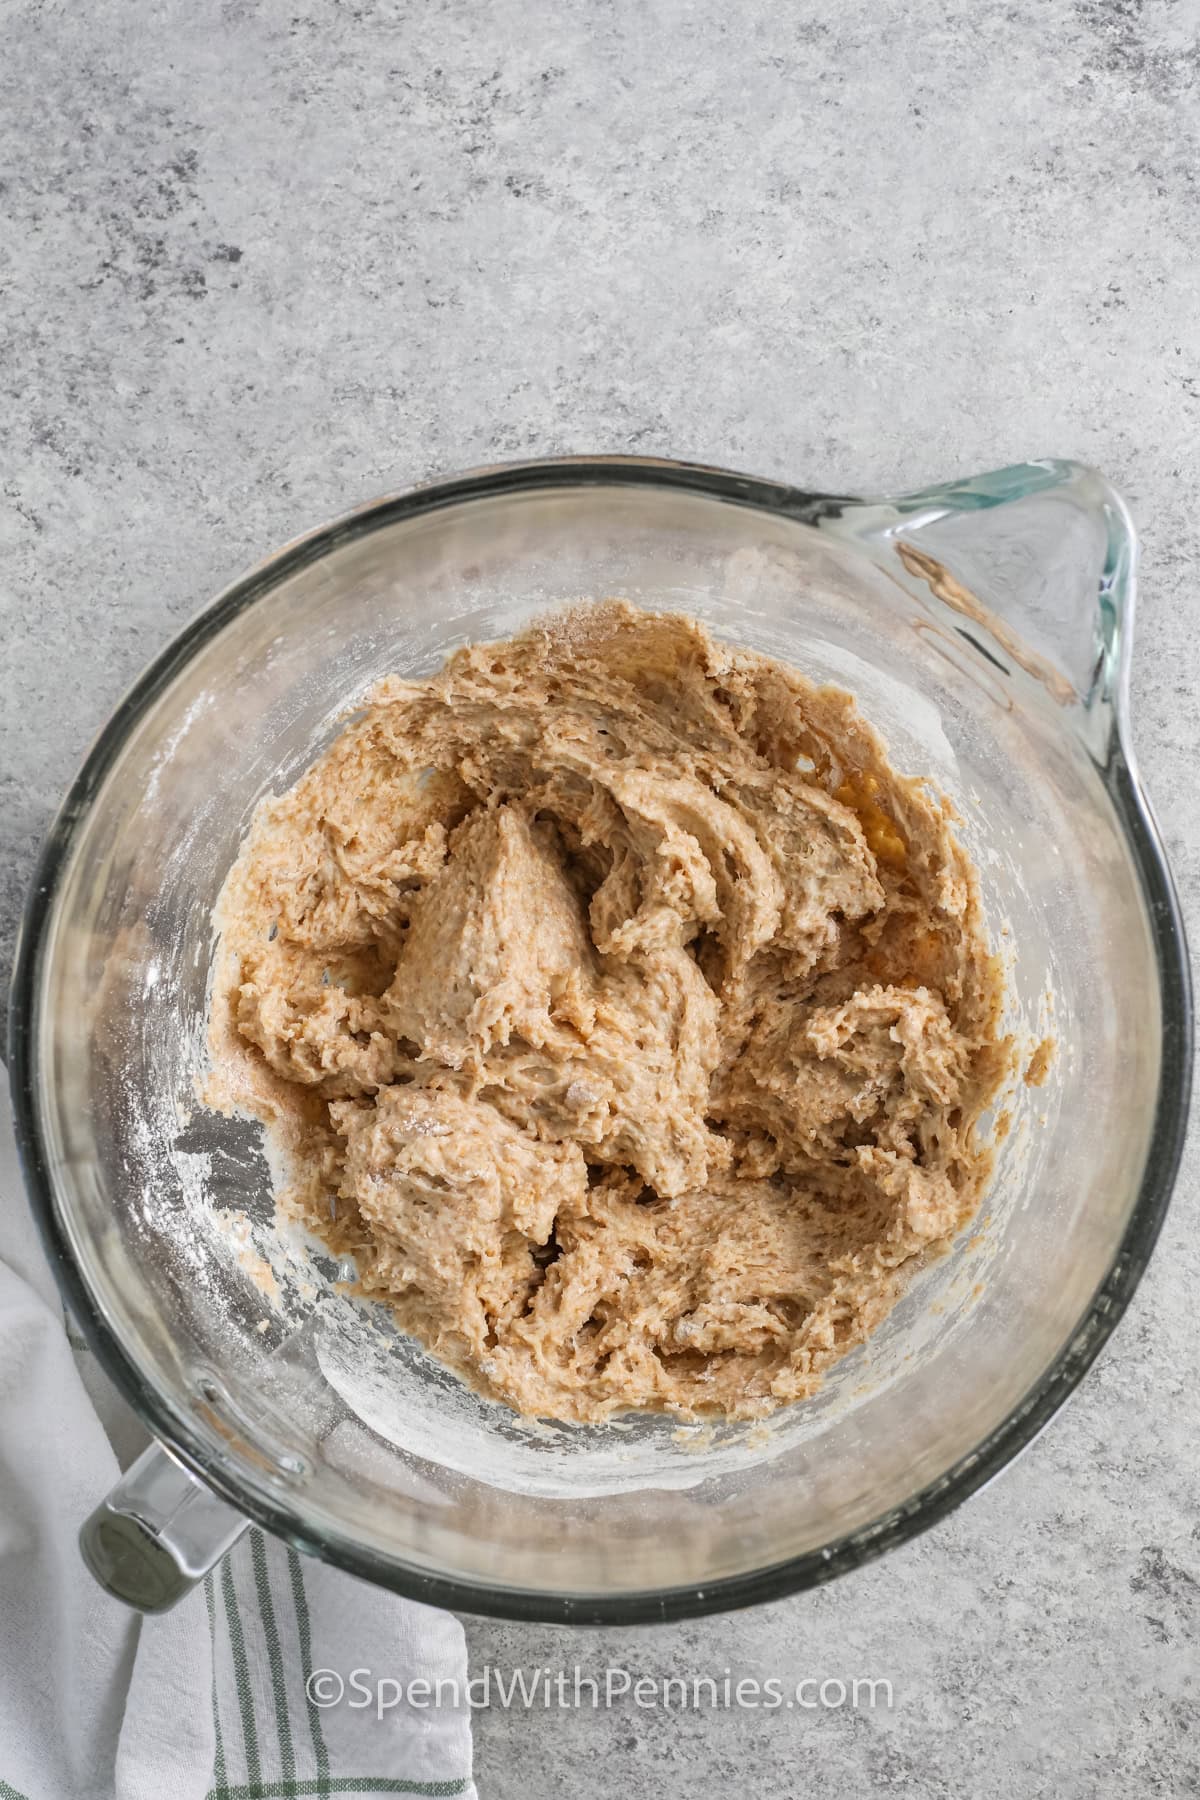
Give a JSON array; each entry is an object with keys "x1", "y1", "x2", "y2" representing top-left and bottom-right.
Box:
[
  {"x1": 79, "y1": 1440, "x2": 249, "y2": 1612},
  {"x1": 827, "y1": 459, "x2": 1138, "y2": 763}
]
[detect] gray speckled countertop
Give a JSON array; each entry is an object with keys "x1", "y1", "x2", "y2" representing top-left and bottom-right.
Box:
[{"x1": 3, "y1": 2, "x2": 1199, "y2": 1793}]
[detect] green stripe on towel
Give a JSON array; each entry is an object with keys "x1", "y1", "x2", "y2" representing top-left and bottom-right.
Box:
[
  {"x1": 222, "y1": 1554, "x2": 263, "y2": 1789},
  {"x1": 208, "y1": 1781, "x2": 469, "y2": 1798},
  {"x1": 206, "y1": 1572, "x2": 229, "y2": 1792},
  {"x1": 287, "y1": 1547, "x2": 331, "y2": 1794},
  {"x1": 251, "y1": 1530, "x2": 297, "y2": 1784}
]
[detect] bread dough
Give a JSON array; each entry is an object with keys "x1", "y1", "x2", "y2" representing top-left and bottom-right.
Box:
[{"x1": 208, "y1": 604, "x2": 1011, "y2": 1422}]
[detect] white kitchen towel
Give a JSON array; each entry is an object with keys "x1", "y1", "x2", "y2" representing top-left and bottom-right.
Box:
[{"x1": 0, "y1": 1098, "x2": 476, "y2": 1800}]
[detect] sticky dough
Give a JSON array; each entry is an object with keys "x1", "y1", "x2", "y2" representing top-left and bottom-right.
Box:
[{"x1": 208, "y1": 604, "x2": 1011, "y2": 1422}]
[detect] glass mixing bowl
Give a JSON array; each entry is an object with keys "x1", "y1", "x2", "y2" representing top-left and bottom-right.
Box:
[{"x1": 8, "y1": 456, "x2": 1191, "y2": 1621}]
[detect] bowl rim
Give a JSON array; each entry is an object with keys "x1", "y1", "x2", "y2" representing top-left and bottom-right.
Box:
[{"x1": 7, "y1": 453, "x2": 1193, "y2": 1624}]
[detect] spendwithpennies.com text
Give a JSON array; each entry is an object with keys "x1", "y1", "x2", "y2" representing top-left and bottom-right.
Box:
[{"x1": 306, "y1": 1665, "x2": 894, "y2": 1719}]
